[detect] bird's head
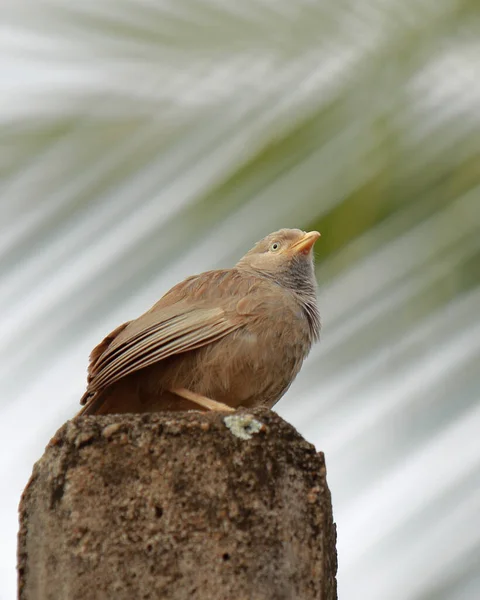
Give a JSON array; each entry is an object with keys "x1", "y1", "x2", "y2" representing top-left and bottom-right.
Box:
[{"x1": 236, "y1": 228, "x2": 320, "y2": 291}]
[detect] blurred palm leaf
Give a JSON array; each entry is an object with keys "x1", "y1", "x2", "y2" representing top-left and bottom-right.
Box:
[{"x1": 1, "y1": 1, "x2": 479, "y2": 598}]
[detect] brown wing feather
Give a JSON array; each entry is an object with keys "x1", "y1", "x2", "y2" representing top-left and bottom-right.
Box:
[
  {"x1": 80, "y1": 269, "x2": 263, "y2": 412},
  {"x1": 87, "y1": 321, "x2": 130, "y2": 384},
  {"x1": 89, "y1": 307, "x2": 239, "y2": 392},
  {"x1": 82, "y1": 270, "x2": 256, "y2": 401}
]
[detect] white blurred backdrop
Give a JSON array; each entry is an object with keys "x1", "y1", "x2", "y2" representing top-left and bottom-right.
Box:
[{"x1": 1, "y1": 1, "x2": 480, "y2": 598}]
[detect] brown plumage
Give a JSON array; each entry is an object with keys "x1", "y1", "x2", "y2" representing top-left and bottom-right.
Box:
[{"x1": 78, "y1": 228, "x2": 320, "y2": 415}]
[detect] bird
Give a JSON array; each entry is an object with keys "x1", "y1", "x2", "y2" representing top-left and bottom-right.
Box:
[{"x1": 78, "y1": 228, "x2": 321, "y2": 416}]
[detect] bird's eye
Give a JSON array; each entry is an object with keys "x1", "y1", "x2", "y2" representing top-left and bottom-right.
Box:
[{"x1": 270, "y1": 242, "x2": 281, "y2": 252}]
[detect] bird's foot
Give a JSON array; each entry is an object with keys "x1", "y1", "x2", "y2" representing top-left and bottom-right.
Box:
[{"x1": 171, "y1": 387, "x2": 235, "y2": 412}]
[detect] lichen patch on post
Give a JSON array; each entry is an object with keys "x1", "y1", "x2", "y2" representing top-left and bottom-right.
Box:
[{"x1": 223, "y1": 414, "x2": 264, "y2": 440}]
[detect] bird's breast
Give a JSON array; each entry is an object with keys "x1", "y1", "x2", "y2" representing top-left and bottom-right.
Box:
[{"x1": 190, "y1": 305, "x2": 312, "y2": 407}]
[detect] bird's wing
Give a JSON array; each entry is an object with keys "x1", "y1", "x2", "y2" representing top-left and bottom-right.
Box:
[
  {"x1": 84, "y1": 301, "x2": 242, "y2": 397},
  {"x1": 81, "y1": 269, "x2": 263, "y2": 406},
  {"x1": 86, "y1": 321, "x2": 131, "y2": 384}
]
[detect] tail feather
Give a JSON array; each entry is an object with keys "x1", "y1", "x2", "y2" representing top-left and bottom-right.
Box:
[
  {"x1": 76, "y1": 385, "x2": 207, "y2": 416},
  {"x1": 76, "y1": 390, "x2": 108, "y2": 416}
]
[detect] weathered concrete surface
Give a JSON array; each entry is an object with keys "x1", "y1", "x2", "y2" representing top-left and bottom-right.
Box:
[{"x1": 18, "y1": 409, "x2": 337, "y2": 599}]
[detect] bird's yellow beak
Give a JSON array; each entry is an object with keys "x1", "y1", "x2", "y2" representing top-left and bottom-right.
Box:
[{"x1": 291, "y1": 231, "x2": 321, "y2": 255}]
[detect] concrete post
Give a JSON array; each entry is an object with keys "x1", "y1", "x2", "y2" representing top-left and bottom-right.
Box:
[{"x1": 18, "y1": 409, "x2": 337, "y2": 599}]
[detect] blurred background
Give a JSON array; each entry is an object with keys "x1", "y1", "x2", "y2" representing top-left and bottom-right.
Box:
[{"x1": 1, "y1": 0, "x2": 480, "y2": 598}]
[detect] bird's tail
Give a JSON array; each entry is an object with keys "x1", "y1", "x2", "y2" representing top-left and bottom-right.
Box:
[{"x1": 76, "y1": 390, "x2": 108, "y2": 416}]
